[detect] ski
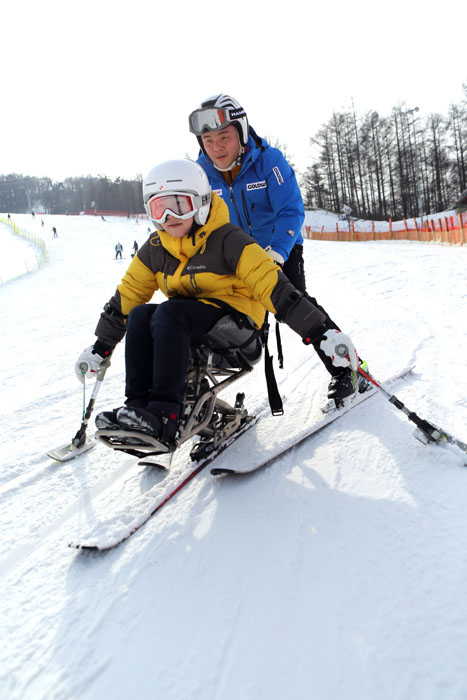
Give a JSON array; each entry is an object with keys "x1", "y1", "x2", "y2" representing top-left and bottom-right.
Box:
[
  {"x1": 47, "y1": 438, "x2": 96, "y2": 462},
  {"x1": 413, "y1": 422, "x2": 467, "y2": 455},
  {"x1": 137, "y1": 455, "x2": 171, "y2": 469},
  {"x1": 210, "y1": 363, "x2": 416, "y2": 476},
  {"x1": 357, "y1": 366, "x2": 467, "y2": 458},
  {"x1": 68, "y1": 360, "x2": 463, "y2": 548},
  {"x1": 47, "y1": 364, "x2": 109, "y2": 462},
  {"x1": 69, "y1": 414, "x2": 259, "y2": 552}
]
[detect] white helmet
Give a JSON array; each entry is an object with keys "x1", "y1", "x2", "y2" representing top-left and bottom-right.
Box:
[
  {"x1": 143, "y1": 159, "x2": 211, "y2": 230},
  {"x1": 189, "y1": 94, "x2": 249, "y2": 148}
]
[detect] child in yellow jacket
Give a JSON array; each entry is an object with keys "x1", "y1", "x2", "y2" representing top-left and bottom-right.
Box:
[{"x1": 75, "y1": 160, "x2": 359, "y2": 444}]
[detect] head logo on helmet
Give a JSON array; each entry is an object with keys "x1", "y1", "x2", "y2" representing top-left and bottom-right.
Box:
[
  {"x1": 143, "y1": 160, "x2": 212, "y2": 231},
  {"x1": 189, "y1": 94, "x2": 249, "y2": 150}
]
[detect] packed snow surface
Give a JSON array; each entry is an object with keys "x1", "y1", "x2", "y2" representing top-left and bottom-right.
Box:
[{"x1": 1, "y1": 214, "x2": 466, "y2": 700}]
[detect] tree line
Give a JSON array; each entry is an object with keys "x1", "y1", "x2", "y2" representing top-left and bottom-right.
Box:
[
  {"x1": 1, "y1": 86, "x2": 466, "y2": 220},
  {"x1": 0, "y1": 174, "x2": 144, "y2": 215},
  {"x1": 301, "y1": 85, "x2": 467, "y2": 220}
]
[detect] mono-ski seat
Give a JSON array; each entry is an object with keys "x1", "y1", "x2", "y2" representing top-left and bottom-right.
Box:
[{"x1": 96, "y1": 315, "x2": 262, "y2": 460}]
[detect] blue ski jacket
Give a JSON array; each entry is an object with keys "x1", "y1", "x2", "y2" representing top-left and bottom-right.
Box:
[{"x1": 197, "y1": 132, "x2": 304, "y2": 263}]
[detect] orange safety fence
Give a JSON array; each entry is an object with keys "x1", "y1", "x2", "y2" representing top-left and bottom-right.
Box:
[{"x1": 304, "y1": 212, "x2": 466, "y2": 245}]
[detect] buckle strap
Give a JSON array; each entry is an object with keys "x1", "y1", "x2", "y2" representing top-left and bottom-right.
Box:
[
  {"x1": 275, "y1": 320, "x2": 284, "y2": 369},
  {"x1": 263, "y1": 313, "x2": 284, "y2": 416},
  {"x1": 200, "y1": 299, "x2": 284, "y2": 416}
]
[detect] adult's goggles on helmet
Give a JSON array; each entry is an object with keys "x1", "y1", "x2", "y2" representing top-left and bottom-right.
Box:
[
  {"x1": 147, "y1": 193, "x2": 197, "y2": 224},
  {"x1": 189, "y1": 106, "x2": 247, "y2": 136}
]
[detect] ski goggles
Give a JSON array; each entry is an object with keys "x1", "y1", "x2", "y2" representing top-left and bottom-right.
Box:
[
  {"x1": 147, "y1": 193, "x2": 197, "y2": 223},
  {"x1": 189, "y1": 106, "x2": 246, "y2": 136}
]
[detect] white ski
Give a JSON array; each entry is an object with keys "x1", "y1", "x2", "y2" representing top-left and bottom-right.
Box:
[
  {"x1": 47, "y1": 438, "x2": 96, "y2": 462},
  {"x1": 47, "y1": 363, "x2": 109, "y2": 462},
  {"x1": 210, "y1": 364, "x2": 416, "y2": 475},
  {"x1": 68, "y1": 415, "x2": 260, "y2": 551}
]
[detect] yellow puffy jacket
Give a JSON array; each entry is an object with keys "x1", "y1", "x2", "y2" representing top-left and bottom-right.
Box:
[
  {"x1": 96, "y1": 193, "x2": 326, "y2": 349},
  {"x1": 113, "y1": 193, "x2": 281, "y2": 328}
]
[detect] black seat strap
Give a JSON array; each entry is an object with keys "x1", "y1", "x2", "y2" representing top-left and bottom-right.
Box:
[
  {"x1": 275, "y1": 320, "x2": 284, "y2": 369},
  {"x1": 263, "y1": 313, "x2": 284, "y2": 416}
]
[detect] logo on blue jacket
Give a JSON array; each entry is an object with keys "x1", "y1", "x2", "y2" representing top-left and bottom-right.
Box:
[
  {"x1": 273, "y1": 167, "x2": 284, "y2": 185},
  {"x1": 246, "y1": 181, "x2": 267, "y2": 191}
]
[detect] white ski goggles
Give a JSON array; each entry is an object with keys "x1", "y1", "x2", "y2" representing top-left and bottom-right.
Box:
[
  {"x1": 147, "y1": 193, "x2": 197, "y2": 224},
  {"x1": 189, "y1": 106, "x2": 246, "y2": 136}
]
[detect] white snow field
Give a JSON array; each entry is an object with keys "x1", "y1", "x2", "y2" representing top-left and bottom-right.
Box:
[
  {"x1": 0, "y1": 220, "x2": 44, "y2": 284},
  {"x1": 1, "y1": 213, "x2": 466, "y2": 700}
]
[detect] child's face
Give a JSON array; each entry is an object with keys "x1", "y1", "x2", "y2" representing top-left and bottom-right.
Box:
[{"x1": 162, "y1": 215, "x2": 194, "y2": 238}]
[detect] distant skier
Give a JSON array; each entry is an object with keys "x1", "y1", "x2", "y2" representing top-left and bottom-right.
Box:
[
  {"x1": 341, "y1": 204, "x2": 352, "y2": 225},
  {"x1": 132, "y1": 240, "x2": 138, "y2": 257},
  {"x1": 115, "y1": 242, "x2": 123, "y2": 260},
  {"x1": 52, "y1": 226, "x2": 58, "y2": 238}
]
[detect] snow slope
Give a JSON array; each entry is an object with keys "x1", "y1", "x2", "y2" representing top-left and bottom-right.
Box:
[
  {"x1": 0, "y1": 220, "x2": 43, "y2": 283},
  {"x1": 1, "y1": 214, "x2": 466, "y2": 700}
]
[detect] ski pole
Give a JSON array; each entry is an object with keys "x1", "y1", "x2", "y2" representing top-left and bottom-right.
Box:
[
  {"x1": 358, "y1": 366, "x2": 467, "y2": 455},
  {"x1": 72, "y1": 360, "x2": 110, "y2": 448}
]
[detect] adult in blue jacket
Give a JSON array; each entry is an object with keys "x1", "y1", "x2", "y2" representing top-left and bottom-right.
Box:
[
  {"x1": 189, "y1": 94, "x2": 368, "y2": 402},
  {"x1": 190, "y1": 94, "x2": 306, "y2": 291}
]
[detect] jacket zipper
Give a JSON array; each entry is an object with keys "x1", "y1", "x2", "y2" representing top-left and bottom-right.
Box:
[
  {"x1": 229, "y1": 186, "x2": 248, "y2": 232},
  {"x1": 189, "y1": 272, "x2": 200, "y2": 294},
  {"x1": 240, "y1": 189, "x2": 253, "y2": 233}
]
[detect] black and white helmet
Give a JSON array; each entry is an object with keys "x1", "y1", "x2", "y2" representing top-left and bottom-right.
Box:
[
  {"x1": 143, "y1": 160, "x2": 211, "y2": 230},
  {"x1": 189, "y1": 94, "x2": 249, "y2": 148}
]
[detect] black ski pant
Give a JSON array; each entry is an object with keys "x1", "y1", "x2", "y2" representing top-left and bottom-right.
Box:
[
  {"x1": 124, "y1": 299, "x2": 225, "y2": 406},
  {"x1": 282, "y1": 243, "x2": 343, "y2": 376}
]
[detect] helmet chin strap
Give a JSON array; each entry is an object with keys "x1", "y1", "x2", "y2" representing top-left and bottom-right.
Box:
[{"x1": 212, "y1": 148, "x2": 244, "y2": 172}]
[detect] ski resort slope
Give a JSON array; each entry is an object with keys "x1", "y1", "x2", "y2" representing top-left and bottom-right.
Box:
[{"x1": 1, "y1": 214, "x2": 466, "y2": 700}]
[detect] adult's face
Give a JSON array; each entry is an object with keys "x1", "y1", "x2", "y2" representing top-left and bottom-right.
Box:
[{"x1": 201, "y1": 125, "x2": 241, "y2": 169}]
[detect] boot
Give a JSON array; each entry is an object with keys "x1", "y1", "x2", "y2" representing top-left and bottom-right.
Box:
[
  {"x1": 358, "y1": 360, "x2": 370, "y2": 394},
  {"x1": 358, "y1": 360, "x2": 371, "y2": 393},
  {"x1": 327, "y1": 367, "x2": 358, "y2": 408},
  {"x1": 95, "y1": 398, "x2": 148, "y2": 430},
  {"x1": 95, "y1": 407, "x2": 121, "y2": 430},
  {"x1": 117, "y1": 400, "x2": 181, "y2": 444}
]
